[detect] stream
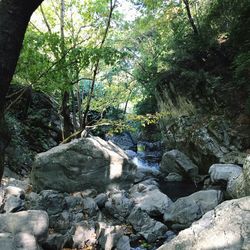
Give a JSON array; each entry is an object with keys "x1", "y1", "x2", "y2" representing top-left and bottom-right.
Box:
[{"x1": 126, "y1": 145, "x2": 202, "y2": 201}]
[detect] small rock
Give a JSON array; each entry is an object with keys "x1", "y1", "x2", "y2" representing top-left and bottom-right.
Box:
[{"x1": 94, "y1": 193, "x2": 108, "y2": 209}]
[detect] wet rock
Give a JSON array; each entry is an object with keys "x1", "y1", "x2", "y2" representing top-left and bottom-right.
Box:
[
  {"x1": 158, "y1": 197, "x2": 250, "y2": 250},
  {"x1": 160, "y1": 150, "x2": 199, "y2": 180},
  {"x1": 128, "y1": 208, "x2": 167, "y2": 243},
  {"x1": 164, "y1": 173, "x2": 183, "y2": 182},
  {"x1": 107, "y1": 132, "x2": 137, "y2": 151},
  {"x1": 163, "y1": 190, "x2": 223, "y2": 230},
  {"x1": 31, "y1": 136, "x2": 137, "y2": 193}
]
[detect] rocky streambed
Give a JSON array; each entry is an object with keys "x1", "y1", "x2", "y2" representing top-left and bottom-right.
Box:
[{"x1": 0, "y1": 135, "x2": 250, "y2": 250}]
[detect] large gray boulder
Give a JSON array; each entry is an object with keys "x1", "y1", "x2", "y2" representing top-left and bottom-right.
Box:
[
  {"x1": 209, "y1": 155, "x2": 250, "y2": 198},
  {"x1": 130, "y1": 181, "x2": 173, "y2": 217},
  {"x1": 158, "y1": 196, "x2": 250, "y2": 250},
  {"x1": 160, "y1": 150, "x2": 199, "y2": 180},
  {"x1": 31, "y1": 136, "x2": 137, "y2": 193},
  {"x1": 209, "y1": 163, "x2": 242, "y2": 183},
  {"x1": 164, "y1": 190, "x2": 223, "y2": 230},
  {"x1": 0, "y1": 210, "x2": 49, "y2": 249}
]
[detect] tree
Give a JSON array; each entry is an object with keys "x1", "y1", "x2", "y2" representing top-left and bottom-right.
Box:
[{"x1": 0, "y1": 0, "x2": 43, "y2": 182}]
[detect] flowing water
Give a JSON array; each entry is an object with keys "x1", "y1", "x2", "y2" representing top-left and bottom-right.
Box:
[{"x1": 127, "y1": 148, "x2": 202, "y2": 201}]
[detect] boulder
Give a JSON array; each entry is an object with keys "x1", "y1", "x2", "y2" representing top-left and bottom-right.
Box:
[
  {"x1": 160, "y1": 150, "x2": 199, "y2": 180},
  {"x1": 107, "y1": 132, "x2": 137, "y2": 151},
  {"x1": 72, "y1": 221, "x2": 96, "y2": 249},
  {"x1": 104, "y1": 191, "x2": 134, "y2": 222},
  {"x1": 158, "y1": 196, "x2": 250, "y2": 250},
  {"x1": 130, "y1": 183, "x2": 173, "y2": 217},
  {"x1": 31, "y1": 136, "x2": 137, "y2": 193},
  {"x1": 164, "y1": 190, "x2": 223, "y2": 230},
  {"x1": 0, "y1": 232, "x2": 41, "y2": 250},
  {"x1": 209, "y1": 163, "x2": 242, "y2": 183},
  {"x1": 99, "y1": 233, "x2": 130, "y2": 250},
  {"x1": 3, "y1": 186, "x2": 25, "y2": 213},
  {"x1": 0, "y1": 210, "x2": 49, "y2": 244},
  {"x1": 127, "y1": 208, "x2": 167, "y2": 243},
  {"x1": 209, "y1": 156, "x2": 250, "y2": 198}
]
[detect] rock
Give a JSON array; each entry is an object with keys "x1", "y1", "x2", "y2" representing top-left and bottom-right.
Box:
[
  {"x1": 104, "y1": 191, "x2": 134, "y2": 222},
  {"x1": 209, "y1": 156, "x2": 250, "y2": 198},
  {"x1": 134, "y1": 167, "x2": 161, "y2": 183},
  {"x1": 0, "y1": 232, "x2": 41, "y2": 250},
  {"x1": 161, "y1": 116, "x2": 245, "y2": 173},
  {"x1": 158, "y1": 197, "x2": 250, "y2": 250},
  {"x1": 130, "y1": 186, "x2": 173, "y2": 217},
  {"x1": 127, "y1": 208, "x2": 167, "y2": 243},
  {"x1": 99, "y1": 232, "x2": 130, "y2": 250},
  {"x1": 0, "y1": 210, "x2": 49, "y2": 243},
  {"x1": 4, "y1": 196, "x2": 24, "y2": 213},
  {"x1": 42, "y1": 233, "x2": 66, "y2": 250},
  {"x1": 27, "y1": 190, "x2": 66, "y2": 216},
  {"x1": 163, "y1": 190, "x2": 223, "y2": 229},
  {"x1": 94, "y1": 193, "x2": 108, "y2": 209},
  {"x1": 116, "y1": 235, "x2": 130, "y2": 250},
  {"x1": 0, "y1": 188, "x2": 5, "y2": 212},
  {"x1": 107, "y1": 132, "x2": 137, "y2": 151},
  {"x1": 14, "y1": 233, "x2": 39, "y2": 250},
  {"x1": 3, "y1": 186, "x2": 25, "y2": 213},
  {"x1": 5, "y1": 85, "x2": 62, "y2": 175},
  {"x1": 227, "y1": 155, "x2": 250, "y2": 198},
  {"x1": 209, "y1": 163, "x2": 242, "y2": 182},
  {"x1": 219, "y1": 151, "x2": 248, "y2": 165},
  {"x1": 160, "y1": 150, "x2": 199, "y2": 180},
  {"x1": 31, "y1": 136, "x2": 137, "y2": 193},
  {"x1": 164, "y1": 173, "x2": 183, "y2": 182},
  {"x1": 49, "y1": 211, "x2": 71, "y2": 233},
  {"x1": 72, "y1": 221, "x2": 96, "y2": 249},
  {"x1": 0, "y1": 233, "x2": 14, "y2": 250},
  {"x1": 82, "y1": 197, "x2": 99, "y2": 217}
]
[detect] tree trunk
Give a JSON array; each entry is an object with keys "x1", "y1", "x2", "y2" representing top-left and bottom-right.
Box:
[
  {"x1": 60, "y1": 0, "x2": 73, "y2": 139},
  {"x1": 183, "y1": 0, "x2": 199, "y2": 36},
  {"x1": 82, "y1": 0, "x2": 117, "y2": 128},
  {"x1": 61, "y1": 91, "x2": 73, "y2": 140},
  {"x1": 0, "y1": 0, "x2": 43, "y2": 182}
]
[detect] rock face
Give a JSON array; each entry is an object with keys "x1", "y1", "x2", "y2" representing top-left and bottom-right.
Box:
[
  {"x1": 160, "y1": 149, "x2": 199, "y2": 180},
  {"x1": 158, "y1": 196, "x2": 250, "y2": 250},
  {"x1": 164, "y1": 190, "x2": 223, "y2": 230},
  {"x1": 5, "y1": 85, "x2": 62, "y2": 175},
  {"x1": 227, "y1": 155, "x2": 250, "y2": 198},
  {"x1": 162, "y1": 115, "x2": 250, "y2": 173},
  {"x1": 31, "y1": 136, "x2": 137, "y2": 193}
]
